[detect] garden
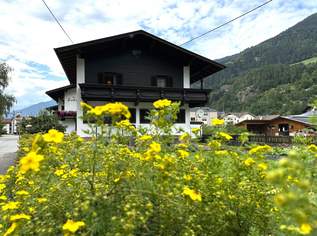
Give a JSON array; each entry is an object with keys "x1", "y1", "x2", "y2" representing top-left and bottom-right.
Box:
[{"x1": 0, "y1": 99, "x2": 316, "y2": 235}]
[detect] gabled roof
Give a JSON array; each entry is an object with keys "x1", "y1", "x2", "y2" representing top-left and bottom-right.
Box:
[
  {"x1": 236, "y1": 115, "x2": 313, "y2": 126},
  {"x1": 55, "y1": 30, "x2": 225, "y2": 84}
]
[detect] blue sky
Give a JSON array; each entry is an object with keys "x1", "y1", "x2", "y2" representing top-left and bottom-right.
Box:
[{"x1": 1, "y1": 0, "x2": 317, "y2": 110}]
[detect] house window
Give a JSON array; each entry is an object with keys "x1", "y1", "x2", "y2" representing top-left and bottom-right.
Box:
[
  {"x1": 129, "y1": 108, "x2": 136, "y2": 123},
  {"x1": 175, "y1": 109, "x2": 185, "y2": 123},
  {"x1": 98, "y1": 72, "x2": 122, "y2": 85},
  {"x1": 140, "y1": 109, "x2": 151, "y2": 124},
  {"x1": 151, "y1": 75, "x2": 172, "y2": 88}
]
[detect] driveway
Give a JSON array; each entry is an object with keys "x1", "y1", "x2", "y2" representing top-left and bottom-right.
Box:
[{"x1": 0, "y1": 135, "x2": 19, "y2": 174}]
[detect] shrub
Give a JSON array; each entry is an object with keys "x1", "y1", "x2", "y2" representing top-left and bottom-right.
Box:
[
  {"x1": 18, "y1": 110, "x2": 65, "y2": 134},
  {"x1": 0, "y1": 100, "x2": 316, "y2": 235}
]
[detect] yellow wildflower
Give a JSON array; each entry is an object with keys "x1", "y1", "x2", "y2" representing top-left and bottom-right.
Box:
[
  {"x1": 19, "y1": 151, "x2": 44, "y2": 173},
  {"x1": 299, "y1": 223, "x2": 312, "y2": 235},
  {"x1": 244, "y1": 158, "x2": 255, "y2": 166},
  {"x1": 2, "y1": 201, "x2": 20, "y2": 211},
  {"x1": 3, "y1": 222, "x2": 17, "y2": 236},
  {"x1": 179, "y1": 132, "x2": 190, "y2": 142},
  {"x1": 0, "y1": 195, "x2": 8, "y2": 201},
  {"x1": 55, "y1": 169, "x2": 64, "y2": 177},
  {"x1": 249, "y1": 145, "x2": 272, "y2": 155},
  {"x1": 10, "y1": 214, "x2": 31, "y2": 222},
  {"x1": 153, "y1": 99, "x2": 172, "y2": 109},
  {"x1": 307, "y1": 144, "x2": 317, "y2": 152},
  {"x1": 62, "y1": 219, "x2": 85, "y2": 233},
  {"x1": 191, "y1": 127, "x2": 201, "y2": 134},
  {"x1": 183, "y1": 186, "x2": 202, "y2": 202},
  {"x1": 149, "y1": 142, "x2": 161, "y2": 153},
  {"x1": 37, "y1": 198, "x2": 48, "y2": 203},
  {"x1": 80, "y1": 101, "x2": 93, "y2": 110},
  {"x1": 0, "y1": 183, "x2": 5, "y2": 192},
  {"x1": 215, "y1": 150, "x2": 229, "y2": 156},
  {"x1": 183, "y1": 175, "x2": 192, "y2": 181},
  {"x1": 43, "y1": 129, "x2": 64, "y2": 143},
  {"x1": 138, "y1": 135, "x2": 152, "y2": 142},
  {"x1": 207, "y1": 140, "x2": 221, "y2": 150},
  {"x1": 15, "y1": 190, "x2": 29, "y2": 196},
  {"x1": 178, "y1": 150, "x2": 189, "y2": 158},
  {"x1": 218, "y1": 132, "x2": 233, "y2": 141},
  {"x1": 211, "y1": 118, "x2": 224, "y2": 126},
  {"x1": 257, "y1": 162, "x2": 268, "y2": 171},
  {"x1": 116, "y1": 119, "x2": 135, "y2": 131}
]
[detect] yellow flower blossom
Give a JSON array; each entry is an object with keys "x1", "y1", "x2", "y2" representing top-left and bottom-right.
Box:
[
  {"x1": 183, "y1": 186, "x2": 202, "y2": 202},
  {"x1": 19, "y1": 151, "x2": 44, "y2": 173},
  {"x1": 178, "y1": 150, "x2": 189, "y2": 158},
  {"x1": 244, "y1": 158, "x2": 255, "y2": 166},
  {"x1": 80, "y1": 101, "x2": 93, "y2": 110},
  {"x1": 0, "y1": 183, "x2": 5, "y2": 192},
  {"x1": 149, "y1": 142, "x2": 161, "y2": 153},
  {"x1": 207, "y1": 140, "x2": 221, "y2": 149},
  {"x1": 62, "y1": 220, "x2": 85, "y2": 233},
  {"x1": 2, "y1": 201, "x2": 20, "y2": 211},
  {"x1": 43, "y1": 129, "x2": 64, "y2": 143},
  {"x1": 37, "y1": 198, "x2": 48, "y2": 203},
  {"x1": 138, "y1": 135, "x2": 152, "y2": 142},
  {"x1": 211, "y1": 118, "x2": 225, "y2": 126},
  {"x1": 179, "y1": 132, "x2": 190, "y2": 142},
  {"x1": 249, "y1": 145, "x2": 272, "y2": 155},
  {"x1": 191, "y1": 128, "x2": 201, "y2": 134},
  {"x1": 215, "y1": 150, "x2": 229, "y2": 156},
  {"x1": 257, "y1": 162, "x2": 268, "y2": 171},
  {"x1": 299, "y1": 223, "x2": 312, "y2": 235},
  {"x1": 218, "y1": 132, "x2": 233, "y2": 141},
  {"x1": 183, "y1": 175, "x2": 192, "y2": 181},
  {"x1": 307, "y1": 144, "x2": 317, "y2": 152},
  {"x1": 16, "y1": 190, "x2": 29, "y2": 196},
  {"x1": 3, "y1": 222, "x2": 17, "y2": 236},
  {"x1": 153, "y1": 99, "x2": 172, "y2": 109},
  {"x1": 10, "y1": 214, "x2": 31, "y2": 222},
  {"x1": 0, "y1": 195, "x2": 8, "y2": 201}
]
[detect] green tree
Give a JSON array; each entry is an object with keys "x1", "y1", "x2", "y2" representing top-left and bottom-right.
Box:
[
  {"x1": 19, "y1": 110, "x2": 65, "y2": 134},
  {"x1": 0, "y1": 62, "x2": 15, "y2": 118}
]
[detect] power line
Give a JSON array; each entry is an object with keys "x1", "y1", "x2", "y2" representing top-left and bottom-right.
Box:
[
  {"x1": 180, "y1": 0, "x2": 273, "y2": 46},
  {"x1": 40, "y1": 0, "x2": 74, "y2": 44}
]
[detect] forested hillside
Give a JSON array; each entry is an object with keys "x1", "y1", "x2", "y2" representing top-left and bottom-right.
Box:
[{"x1": 205, "y1": 12, "x2": 317, "y2": 115}]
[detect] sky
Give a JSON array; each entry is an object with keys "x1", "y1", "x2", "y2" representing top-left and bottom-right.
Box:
[{"x1": 1, "y1": 0, "x2": 317, "y2": 110}]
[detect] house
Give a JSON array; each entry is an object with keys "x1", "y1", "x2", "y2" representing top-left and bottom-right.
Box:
[
  {"x1": 236, "y1": 115, "x2": 314, "y2": 136},
  {"x1": 221, "y1": 112, "x2": 255, "y2": 125},
  {"x1": 46, "y1": 30, "x2": 225, "y2": 136},
  {"x1": 1, "y1": 114, "x2": 23, "y2": 134},
  {"x1": 190, "y1": 107, "x2": 218, "y2": 125}
]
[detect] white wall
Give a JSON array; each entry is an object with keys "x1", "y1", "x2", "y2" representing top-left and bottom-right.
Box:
[
  {"x1": 64, "y1": 88, "x2": 77, "y2": 111},
  {"x1": 76, "y1": 56, "x2": 85, "y2": 137},
  {"x1": 183, "y1": 66, "x2": 190, "y2": 88}
]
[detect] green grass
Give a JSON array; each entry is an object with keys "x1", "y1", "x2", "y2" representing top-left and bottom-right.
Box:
[{"x1": 292, "y1": 56, "x2": 317, "y2": 65}]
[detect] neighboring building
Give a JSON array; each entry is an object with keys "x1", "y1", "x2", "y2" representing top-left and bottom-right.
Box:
[
  {"x1": 1, "y1": 114, "x2": 23, "y2": 134},
  {"x1": 46, "y1": 30, "x2": 225, "y2": 136},
  {"x1": 1, "y1": 119, "x2": 11, "y2": 134},
  {"x1": 190, "y1": 107, "x2": 218, "y2": 125},
  {"x1": 221, "y1": 112, "x2": 255, "y2": 125},
  {"x1": 236, "y1": 115, "x2": 313, "y2": 136}
]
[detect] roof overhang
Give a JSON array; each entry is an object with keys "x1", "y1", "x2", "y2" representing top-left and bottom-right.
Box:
[
  {"x1": 55, "y1": 30, "x2": 225, "y2": 84},
  {"x1": 46, "y1": 84, "x2": 76, "y2": 102}
]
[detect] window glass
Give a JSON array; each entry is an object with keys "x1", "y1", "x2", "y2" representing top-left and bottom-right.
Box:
[{"x1": 140, "y1": 109, "x2": 151, "y2": 124}]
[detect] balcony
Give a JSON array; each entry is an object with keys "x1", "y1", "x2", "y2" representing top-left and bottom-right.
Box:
[
  {"x1": 55, "y1": 111, "x2": 77, "y2": 120},
  {"x1": 79, "y1": 83, "x2": 211, "y2": 106}
]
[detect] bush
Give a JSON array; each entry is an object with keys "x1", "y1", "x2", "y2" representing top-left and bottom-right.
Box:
[
  {"x1": 0, "y1": 100, "x2": 317, "y2": 235},
  {"x1": 18, "y1": 110, "x2": 65, "y2": 134}
]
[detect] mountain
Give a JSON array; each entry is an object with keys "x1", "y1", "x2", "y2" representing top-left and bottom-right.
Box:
[
  {"x1": 10, "y1": 100, "x2": 56, "y2": 117},
  {"x1": 205, "y1": 12, "x2": 317, "y2": 115}
]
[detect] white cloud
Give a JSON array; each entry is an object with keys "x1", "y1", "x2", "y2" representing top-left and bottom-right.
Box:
[{"x1": 0, "y1": 0, "x2": 317, "y2": 109}]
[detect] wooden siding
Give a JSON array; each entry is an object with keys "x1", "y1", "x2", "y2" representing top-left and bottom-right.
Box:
[{"x1": 85, "y1": 51, "x2": 183, "y2": 88}]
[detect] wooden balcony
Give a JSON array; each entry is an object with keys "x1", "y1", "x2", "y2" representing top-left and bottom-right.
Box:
[{"x1": 79, "y1": 83, "x2": 210, "y2": 106}]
